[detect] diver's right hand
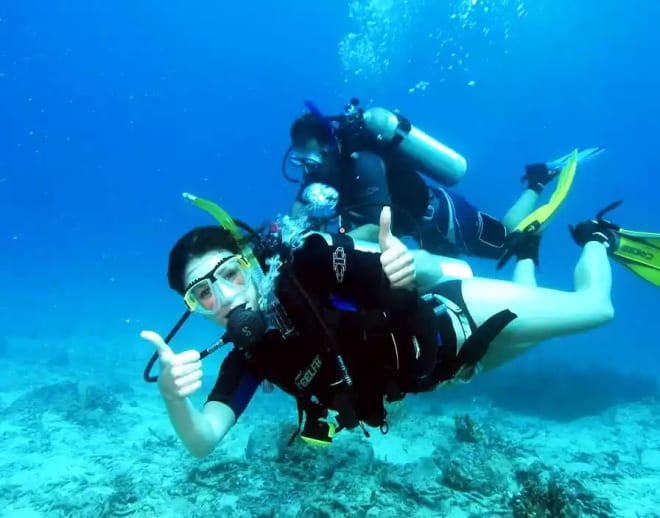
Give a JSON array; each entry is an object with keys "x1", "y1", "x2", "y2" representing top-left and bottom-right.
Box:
[
  {"x1": 379, "y1": 206, "x2": 416, "y2": 290},
  {"x1": 141, "y1": 330, "x2": 203, "y2": 402}
]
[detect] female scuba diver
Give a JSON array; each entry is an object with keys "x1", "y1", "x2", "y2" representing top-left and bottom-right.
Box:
[{"x1": 140, "y1": 181, "x2": 627, "y2": 458}]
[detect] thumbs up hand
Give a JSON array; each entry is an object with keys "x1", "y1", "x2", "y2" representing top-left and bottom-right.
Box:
[
  {"x1": 378, "y1": 206, "x2": 416, "y2": 290},
  {"x1": 141, "y1": 330, "x2": 203, "y2": 401}
]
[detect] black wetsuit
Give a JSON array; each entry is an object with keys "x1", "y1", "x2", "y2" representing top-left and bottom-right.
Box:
[
  {"x1": 296, "y1": 114, "x2": 508, "y2": 259},
  {"x1": 206, "y1": 233, "x2": 516, "y2": 431}
]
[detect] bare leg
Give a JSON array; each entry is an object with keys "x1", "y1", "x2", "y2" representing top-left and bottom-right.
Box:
[
  {"x1": 501, "y1": 189, "x2": 540, "y2": 230},
  {"x1": 461, "y1": 241, "x2": 614, "y2": 370},
  {"x1": 348, "y1": 223, "x2": 379, "y2": 242},
  {"x1": 512, "y1": 257, "x2": 537, "y2": 287}
]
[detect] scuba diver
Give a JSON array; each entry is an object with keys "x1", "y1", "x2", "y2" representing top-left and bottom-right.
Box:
[
  {"x1": 282, "y1": 98, "x2": 605, "y2": 264},
  {"x1": 140, "y1": 170, "x2": 659, "y2": 458}
]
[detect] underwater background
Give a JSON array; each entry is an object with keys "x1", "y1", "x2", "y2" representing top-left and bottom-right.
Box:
[{"x1": 1, "y1": 1, "x2": 659, "y2": 516}]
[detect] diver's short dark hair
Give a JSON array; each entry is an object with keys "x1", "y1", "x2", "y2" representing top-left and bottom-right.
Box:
[
  {"x1": 167, "y1": 226, "x2": 241, "y2": 295},
  {"x1": 290, "y1": 113, "x2": 330, "y2": 148}
]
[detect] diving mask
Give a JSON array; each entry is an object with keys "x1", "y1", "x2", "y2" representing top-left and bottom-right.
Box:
[
  {"x1": 183, "y1": 255, "x2": 252, "y2": 316},
  {"x1": 289, "y1": 150, "x2": 324, "y2": 176}
]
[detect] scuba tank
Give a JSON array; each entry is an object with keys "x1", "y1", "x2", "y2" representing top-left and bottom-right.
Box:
[
  {"x1": 286, "y1": 99, "x2": 467, "y2": 188},
  {"x1": 362, "y1": 106, "x2": 467, "y2": 187}
]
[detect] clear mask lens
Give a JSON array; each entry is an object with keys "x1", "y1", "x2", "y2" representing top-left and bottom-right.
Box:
[
  {"x1": 289, "y1": 150, "x2": 323, "y2": 168},
  {"x1": 289, "y1": 151, "x2": 325, "y2": 178},
  {"x1": 184, "y1": 256, "x2": 251, "y2": 316}
]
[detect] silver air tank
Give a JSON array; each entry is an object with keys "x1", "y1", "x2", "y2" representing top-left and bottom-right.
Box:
[{"x1": 362, "y1": 107, "x2": 467, "y2": 186}]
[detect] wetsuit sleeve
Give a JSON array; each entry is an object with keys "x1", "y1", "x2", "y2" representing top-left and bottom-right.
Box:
[{"x1": 205, "y1": 349, "x2": 263, "y2": 420}]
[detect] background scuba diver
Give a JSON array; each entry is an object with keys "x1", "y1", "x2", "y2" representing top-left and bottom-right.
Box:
[
  {"x1": 283, "y1": 98, "x2": 604, "y2": 261},
  {"x1": 141, "y1": 190, "x2": 623, "y2": 458}
]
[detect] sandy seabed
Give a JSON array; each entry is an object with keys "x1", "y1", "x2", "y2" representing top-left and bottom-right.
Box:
[{"x1": 1, "y1": 358, "x2": 659, "y2": 518}]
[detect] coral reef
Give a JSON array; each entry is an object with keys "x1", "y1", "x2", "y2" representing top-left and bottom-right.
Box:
[
  {"x1": 454, "y1": 413, "x2": 484, "y2": 443},
  {"x1": 2, "y1": 381, "x2": 124, "y2": 426},
  {"x1": 511, "y1": 464, "x2": 613, "y2": 518},
  {"x1": 2, "y1": 377, "x2": 643, "y2": 516}
]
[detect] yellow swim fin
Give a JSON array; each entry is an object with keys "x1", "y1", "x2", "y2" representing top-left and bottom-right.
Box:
[
  {"x1": 596, "y1": 201, "x2": 660, "y2": 287},
  {"x1": 514, "y1": 148, "x2": 579, "y2": 234},
  {"x1": 612, "y1": 229, "x2": 660, "y2": 287},
  {"x1": 497, "y1": 150, "x2": 579, "y2": 270}
]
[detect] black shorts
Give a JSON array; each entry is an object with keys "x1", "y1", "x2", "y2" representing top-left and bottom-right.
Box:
[
  {"x1": 421, "y1": 187, "x2": 507, "y2": 259},
  {"x1": 415, "y1": 279, "x2": 482, "y2": 388}
]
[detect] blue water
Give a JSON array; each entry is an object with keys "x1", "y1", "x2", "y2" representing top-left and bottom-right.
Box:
[{"x1": 1, "y1": 0, "x2": 658, "y2": 419}]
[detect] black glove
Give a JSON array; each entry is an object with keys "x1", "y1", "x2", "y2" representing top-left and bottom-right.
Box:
[
  {"x1": 496, "y1": 231, "x2": 541, "y2": 270},
  {"x1": 569, "y1": 220, "x2": 618, "y2": 249},
  {"x1": 521, "y1": 163, "x2": 559, "y2": 194}
]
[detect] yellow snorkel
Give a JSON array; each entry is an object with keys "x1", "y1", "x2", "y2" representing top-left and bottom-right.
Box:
[{"x1": 182, "y1": 192, "x2": 262, "y2": 274}]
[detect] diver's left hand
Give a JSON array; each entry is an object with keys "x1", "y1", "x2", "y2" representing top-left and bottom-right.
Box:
[{"x1": 378, "y1": 206, "x2": 416, "y2": 290}]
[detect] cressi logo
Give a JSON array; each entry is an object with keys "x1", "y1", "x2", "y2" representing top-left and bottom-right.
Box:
[{"x1": 620, "y1": 244, "x2": 653, "y2": 260}]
